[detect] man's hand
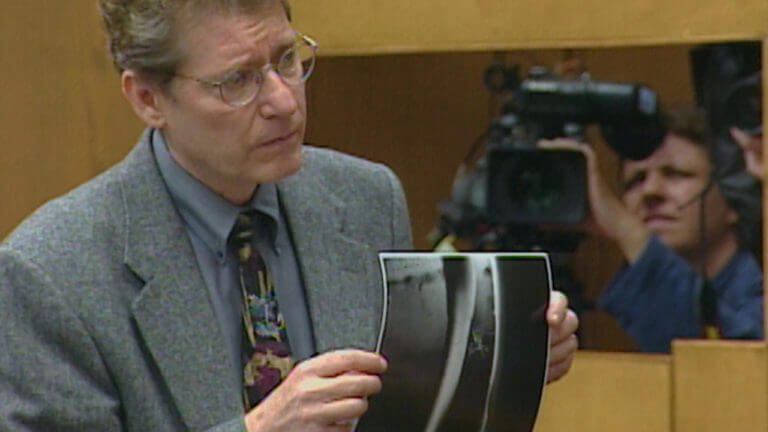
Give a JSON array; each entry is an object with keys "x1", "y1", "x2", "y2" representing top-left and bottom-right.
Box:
[
  {"x1": 245, "y1": 349, "x2": 387, "y2": 432},
  {"x1": 538, "y1": 139, "x2": 649, "y2": 262},
  {"x1": 546, "y1": 291, "x2": 579, "y2": 383},
  {"x1": 731, "y1": 127, "x2": 763, "y2": 179}
]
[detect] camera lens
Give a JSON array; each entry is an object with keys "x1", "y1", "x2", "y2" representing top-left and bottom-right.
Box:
[
  {"x1": 487, "y1": 149, "x2": 587, "y2": 224},
  {"x1": 507, "y1": 161, "x2": 563, "y2": 216}
]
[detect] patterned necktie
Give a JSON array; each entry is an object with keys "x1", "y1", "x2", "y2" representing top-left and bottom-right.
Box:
[{"x1": 231, "y1": 212, "x2": 295, "y2": 410}]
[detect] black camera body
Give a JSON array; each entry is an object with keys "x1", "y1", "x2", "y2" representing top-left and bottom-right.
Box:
[
  {"x1": 485, "y1": 68, "x2": 664, "y2": 225},
  {"x1": 690, "y1": 41, "x2": 762, "y2": 136}
]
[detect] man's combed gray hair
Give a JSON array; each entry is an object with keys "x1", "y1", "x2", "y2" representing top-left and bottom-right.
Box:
[{"x1": 99, "y1": 0, "x2": 291, "y2": 87}]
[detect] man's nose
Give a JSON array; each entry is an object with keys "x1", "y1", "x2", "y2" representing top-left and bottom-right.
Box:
[
  {"x1": 640, "y1": 172, "x2": 666, "y2": 203},
  {"x1": 257, "y1": 70, "x2": 299, "y2": 118}
]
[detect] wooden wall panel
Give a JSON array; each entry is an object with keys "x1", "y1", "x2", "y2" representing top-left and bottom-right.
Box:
[
  {"x1": 1, "y1": 2, "x2": 95, "y2": 234},
  {"x1": 292, "y1": 0, "x2": 768, "y2": 55},
  {"x1": 0, "y1": 1, "x2": 141, "y2": 240}
]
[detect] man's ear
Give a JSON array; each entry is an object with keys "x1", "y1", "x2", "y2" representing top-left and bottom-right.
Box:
[{"x1": 121, "y1": 70, "x2": 168, "y2": 128}]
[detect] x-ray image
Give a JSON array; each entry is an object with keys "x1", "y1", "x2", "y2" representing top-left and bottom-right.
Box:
[{"x1": 359, "y1": 253, "x2": 551, "y2": 432}]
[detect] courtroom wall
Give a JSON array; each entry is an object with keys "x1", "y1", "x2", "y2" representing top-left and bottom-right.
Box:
[{"x1": 3, "y1": 2, "x2": 702, "y2": 350}]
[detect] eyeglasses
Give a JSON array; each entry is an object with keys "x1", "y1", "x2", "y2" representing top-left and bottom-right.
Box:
[{"x1": 175, "y1": 33, "x2": 318, "y2": 107}]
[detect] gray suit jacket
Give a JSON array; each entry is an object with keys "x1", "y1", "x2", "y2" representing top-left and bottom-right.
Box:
[{"x1": 0, "y1": 130, "x2": 412, "y2": 431}]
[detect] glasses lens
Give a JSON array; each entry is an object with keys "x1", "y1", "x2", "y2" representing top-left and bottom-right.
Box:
[
  {"x1": 278, "y1": 37, "x2": 316, "y2": 84},
  {"x1": 220, "y1": 70, "x2": 261, "y2": 107},
  {"x1": 219, "y1": 35, "x2": 316, "y2": 107}
]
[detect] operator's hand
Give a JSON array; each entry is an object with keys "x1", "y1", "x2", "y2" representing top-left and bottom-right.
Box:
[
  {"x1": 546, "y1": 290, "x2": 579, "y2": 383},
  {"x1": 245, "y1": 349, "x2": 387, "y2": 432},
  {"x1": 731, "y1": 127, "x2": 764, "y2": 179},
  {"x1": 538, "y1": 139, "x2": 649, "y2": 262}
]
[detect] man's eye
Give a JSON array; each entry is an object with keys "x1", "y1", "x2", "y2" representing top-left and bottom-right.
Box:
[
  {"x1": 623, "y1": 174, "x2": 644, "y2": 190},
  {"x1": 663, "y1": 167, "x2": 694, "y2": 178},
  {"x1": 223, "y1": 70, "x2": 254, "y2": 87},
  {"x1": 279, "y1": 49, "x2": 298, "y2": 68}
]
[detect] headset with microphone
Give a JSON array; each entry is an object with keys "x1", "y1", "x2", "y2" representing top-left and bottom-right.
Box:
[
  {"x1": 685, "y1": 135, "x2": 761, "y2": 333},
  {"x1": 674, "y1": 178, "x2": 714, "y2": 212}
]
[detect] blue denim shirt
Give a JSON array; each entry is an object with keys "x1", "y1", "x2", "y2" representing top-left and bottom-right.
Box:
[{"x1": 598, "y1": 235, "x2": 763, "y2": 353}]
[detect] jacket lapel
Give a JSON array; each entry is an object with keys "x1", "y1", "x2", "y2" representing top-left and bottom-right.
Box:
[
  {"x1": 119, "y1": 131, "x2": 242, "y2": 430},
  {"x1": 279, "y1": 159, "x2": 382, "y2": 353}
]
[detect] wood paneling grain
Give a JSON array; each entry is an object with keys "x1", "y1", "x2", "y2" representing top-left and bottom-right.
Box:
[
  {"x1": 292, "y1": 0, "x2": 768, "y2": 55},
  {"x1": 673, "y1": 341, "x2": 767, "y2": 432},
  {"x1": 535, "y1": 351, "x2": 672, "y2": 432}
]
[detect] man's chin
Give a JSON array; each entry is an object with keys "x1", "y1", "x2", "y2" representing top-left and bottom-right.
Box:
[
  {"x1": 657, "y1": 234, "x2": 694, "y2": 255},
  {"x1": 259, "y1": 152, "x2": 304, "y2": 184}
]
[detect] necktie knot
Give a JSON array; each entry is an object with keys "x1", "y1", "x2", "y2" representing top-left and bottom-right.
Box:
[{"x1": 232, "y1": 212, "x2": 257, "y2": 263}]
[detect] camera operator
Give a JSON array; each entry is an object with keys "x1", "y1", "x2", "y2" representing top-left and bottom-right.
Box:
[{"x1": 541, "y1": 106, "x2": 763, "y2": 353}]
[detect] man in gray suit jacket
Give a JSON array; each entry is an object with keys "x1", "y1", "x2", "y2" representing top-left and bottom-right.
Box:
[{"x1": 0, "y1": 0, "x2": 578, "y2": 431}]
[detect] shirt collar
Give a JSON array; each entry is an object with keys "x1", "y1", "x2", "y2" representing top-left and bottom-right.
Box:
[{"x1": 151, "y1": 129, "x2": 281, "y2": 257}]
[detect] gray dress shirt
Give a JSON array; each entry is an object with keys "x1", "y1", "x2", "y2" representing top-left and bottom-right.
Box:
[{"x1": 151, "y1": 130, "x2": 316, "y2": 389}]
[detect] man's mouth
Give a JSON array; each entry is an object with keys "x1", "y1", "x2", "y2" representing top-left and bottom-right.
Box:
[
  {"x1": 643, "y1": 214, "x2": 676, "y2": 228},
  {"x1": 261, "y1": 131, "x2": 298, "y2": 147}
]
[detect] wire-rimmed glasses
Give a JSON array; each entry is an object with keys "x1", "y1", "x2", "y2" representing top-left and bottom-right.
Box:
[{"x1": 175, "y1": 32, "x2": 318, "y2": 107}]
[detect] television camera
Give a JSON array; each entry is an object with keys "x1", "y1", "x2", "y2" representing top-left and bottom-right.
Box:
[
  {"x1": 438, "y1": 65, "x2": 665, "y2": 251},
  {"x1": 434, "y1": 66, "x2": 667, "y2": 314}
]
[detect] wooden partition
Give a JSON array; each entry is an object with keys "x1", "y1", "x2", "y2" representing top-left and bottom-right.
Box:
[
  {"x1": 673, "y1": 341, "x2": 767, "y2": 432},
  {"x1": 536, "y1": 351, "x2": 672, "y2": 431},
  {"x1": 2, "y1": 0, "x2": 768, "y2": 430},
  {"x1": 534, "y1": 341, "x2": 768, "y2": 432}
]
